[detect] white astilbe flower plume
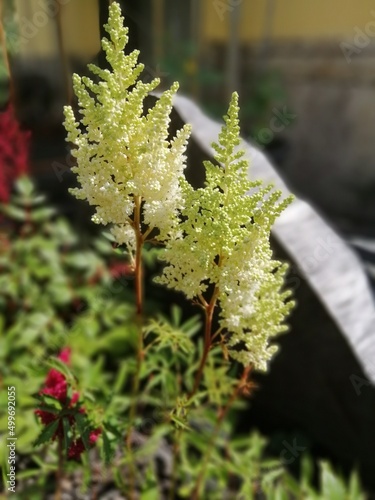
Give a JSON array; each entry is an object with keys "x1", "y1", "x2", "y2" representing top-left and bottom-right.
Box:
[
  {"x1": 156, "y1": 93, "x2": 295, "y2": 371},
  {"x1": 63, "y1": 2, "x2": 191, "y2": 253}
]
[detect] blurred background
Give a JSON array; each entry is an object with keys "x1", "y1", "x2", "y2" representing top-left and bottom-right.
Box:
[
  {"x1": 1, "y1": 0, "x2": 375, "y2": 279},
  {"x1": 1, "y1": 0, "x2": 375, "y2": 494}
]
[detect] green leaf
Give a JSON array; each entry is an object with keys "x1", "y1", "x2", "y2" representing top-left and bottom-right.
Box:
[
  {"x1": 0, "y1": 204, "x2": 27, "y2": 221},
  {"x1": 348, "y1": 470, "x2": 364, "y2": 499},
  {"x1": 170, "y1": 414, "x2": 190, "y2": 430},
  {"x1": 12, "y1": 194, "x2": 46, "y2": 206},
  {"x1": 15, "y1": 176, "x2": 35, "y2": 197},
  {"x1": 46, "y1": 357, "x2": 74, "y2": 383},
  {"x1": 140, "y1": 487, "x2": 160, "y2": 500},
  {"x1": 16, "y1": 469, "x2": 43, "y2": 480},
  {"x1": 113, "y1": 361, "x2": 130, "y2": 394},
  {"x1": 94, "y1": 237, "x2": 113, "y2": 254},
  {"x1": 35, "y1": 405, "x2": 60, "y2": 415},
  {"x1": 102, "y1": 430, "x2": 113, "y2": 465},
  {"x1": 62, "y1": 417, "x2": 71, "y2": 454},
  {"x1": 64, "y1": 252, "x2": 96, "y2": 269},
  {"x1": 103, "y1": 420, "x2": 123, "y2": 439},
  {"x1": 33, "y1": 419, "x2": 59, "y2": 447},
  {"x1": 75, "y1": 412, "x2": 90, "y2": 451},
  {"x1": 30, "y1": 207, "x2": 56, "y2": 222},
  {"x1": 320, "y1": 461, "x2": 347, "y2": 500},
  {"x1": 102, "y1": 231, "x2": 116, "y2": 243},
  {"x1": 171, "y1": 305, "x2": 182, "y2": 326}
]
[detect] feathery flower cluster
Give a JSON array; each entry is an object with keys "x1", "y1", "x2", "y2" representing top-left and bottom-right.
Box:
[
  {"x1": 35, "y1": 348, "x2": 101, "y2": 460},
  {"x1": 63, "y1": 2, "x2": 191, "y2": 254},
  {"x1": 64, "y1": 1, "x2": 294, "y2": 372},
  {"x1": 0, "y1": 104, "x2": 30, "y2": 203},
  {"x1": 157, "y1": 93, "x2": 294, "y2": 370}
]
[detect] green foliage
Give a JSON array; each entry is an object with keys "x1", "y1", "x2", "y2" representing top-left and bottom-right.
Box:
[{"x1": 0, "y1": 177, "x2": 134, "y2": 458}]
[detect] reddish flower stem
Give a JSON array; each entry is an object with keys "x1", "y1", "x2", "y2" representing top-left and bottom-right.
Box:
[
  {"x1": 188, "y1": 289, "x2": 218, "y2": 400},
  {"x1": 126, "y1": 196, "x2": 144, "y2": 499},
  {"x1": 134, "y1": 196, "x2": 143, "y2": 316}
]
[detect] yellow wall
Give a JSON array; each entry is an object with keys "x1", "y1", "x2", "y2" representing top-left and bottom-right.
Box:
[
  {"x1": 14, "y1": 0, "x2": 58, "y2": 58},
  {"x1": 61, "y1": 0, "x2": 100, "y2": 59},
  {"x1": 14, "y1": 0, "x2": 100, "y2": 59},
  {"x1": 203, "y1": 0, "x2": 375, "y2": 42}
]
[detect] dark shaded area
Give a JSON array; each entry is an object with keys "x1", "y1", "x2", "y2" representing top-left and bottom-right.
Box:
[{"x1": 246, "y1": 237, "x2": 375, "y2": 493}]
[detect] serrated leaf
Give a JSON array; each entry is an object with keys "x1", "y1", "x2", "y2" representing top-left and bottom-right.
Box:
[
  {"x1": 62, "y1": 417, "x2": 71, "y2": 454},
  {"x1": 170, "y1": 414, "x2": 190, "y2": 430},
  {"x1": 33, "y1": 419, "x2": 59, "y2": 447},
  {"x1": 46, "y1": 357, "x2": 74, "y2": 382},
  {"x1": 103, "y1": 420, "x2": 123, "y2": 438},
  {"x1": 75, "y1": 412, "x2": 90, "y2": 451},
  {"x1": 102, "y1": 430, "x2": 113, "y2": 465},
  {"x1": 35, "y1": 405, "x2": 60, "y2": 415}
]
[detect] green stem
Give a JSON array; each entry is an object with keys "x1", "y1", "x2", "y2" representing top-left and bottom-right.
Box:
[
  {"x1": 55, "y1": 439, "x2": 64, "y2": 500},
  {"x1": 191, "y1": 366, "x2": 251, "y2": 499},
  {"x1": 168, "y1": 427, "x2": 182, "y2": 500}
]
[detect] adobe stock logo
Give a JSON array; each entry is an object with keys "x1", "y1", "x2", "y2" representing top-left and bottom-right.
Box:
[
  {"x1": 251, "y1": 106, "x2": 296, "y2": 149},
  {"x1": 350, "y1": 356, "x2": 375, "y2": 396},
  {"x1": 340, "y1": 11, "x2": 375, "y2": 63},
  {"x1": 280, "y1": 438, "x2": 306, "y2": 465},
  {"x1": 5, "y1": 0, "x2": 71, "y2": 53}
]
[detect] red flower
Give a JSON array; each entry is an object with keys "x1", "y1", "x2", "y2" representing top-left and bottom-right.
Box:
[
  {"x1": 39, "y1": 348, "x2": 72, "y2": 402},
  {"x1": 89, "y1": 428, "x2": 102, "y2": 445},
  {"x1": 58, "y1": 347, "x2": 71, "y2": 364},
  {"x1": 0, "y1": 104, "x2": 31, "y2": 203},
  {"x1": 35, "y1": 348, "x2": 101, "y2": 460},
  {"x1": 34, "y1": 408, "x2": 56, "y2": 426},
  {"x1": 67, "y1": 438, "x2": 85, "y2": 460},
  {"x1": 43, "y1": 369, "x2": 67, "y2": 401},
  {"x1": 35, "y1": 348, "x2": 75, "y2": 433},
  {"x1": 67, "y1": 427, "x2": 102, "y2": 461}
]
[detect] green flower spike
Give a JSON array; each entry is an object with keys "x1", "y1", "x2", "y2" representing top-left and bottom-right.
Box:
[{"x1": 157, "y1": 92, "x2": 295, "y2": 370}]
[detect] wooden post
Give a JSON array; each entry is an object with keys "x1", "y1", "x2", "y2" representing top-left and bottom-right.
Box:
[
  {"x1": 152, "y1": 0, "x2": 164, "y2": 76},
  {"x1": 0, "y1": 0, "x2": 14, "y2": 105},
  {"x1": 226, "y1": 0, "x2": 241, "y2": 98},
  {"x1": 190, "y1": 0, "x2": 201, "y2": 99},
  {"x1": 55, "y1": 4, "x2": 72, "y2": 105}
]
